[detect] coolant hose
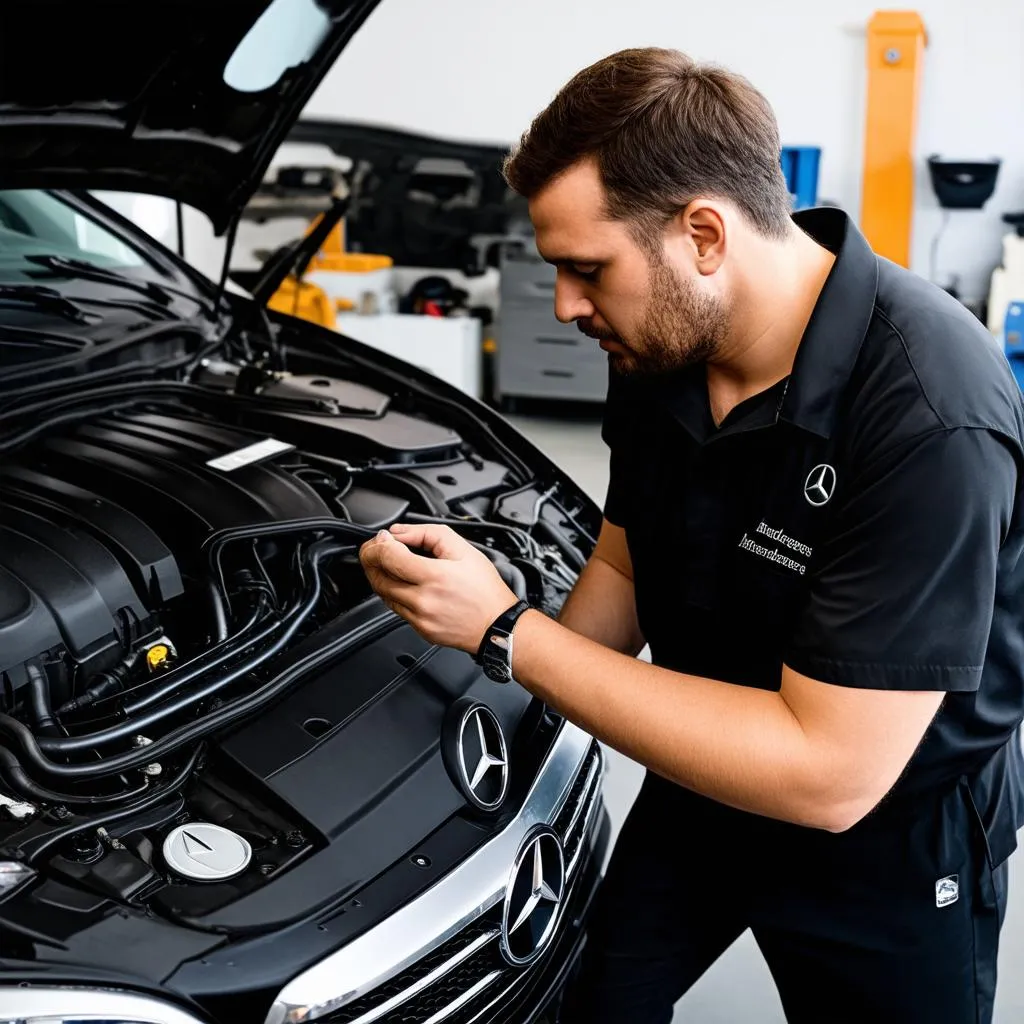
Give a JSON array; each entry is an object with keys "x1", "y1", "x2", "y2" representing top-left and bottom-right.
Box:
[
  {"x1": 208, "y1": 577, "x2": 230, "y2": 643},
  {"x1": 25, "y1": 663, "x2": 57, "y2": 736},
  {"x1": 43, "y1": 545, "x2": 343, "y2": 753},
  {"x1": 123, "y1": 594, "x2": 274, "y2": 715},
  {"x1": 22, "y1": 744, "x2": 204, "y2": 865},
  {"x1": 0, "y1": 541, "x2": 348, "y2": 778},
  {"x1": 495, "y1": 559, "x2": 528, "y2": 601},
  {"x1": 58, "y1": 594, "x2": 273, "y2": 718},
  {"x1": 0, "y1": 745, "x2": 149, "y2": 806},
  {"x1": 463, "y1": 542, "x2": 529, "y2": 601}
]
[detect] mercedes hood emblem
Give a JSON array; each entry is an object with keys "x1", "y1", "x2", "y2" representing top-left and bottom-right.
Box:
[{"x1": 442, "y1": 698, "x2": 510, "y2": 812}]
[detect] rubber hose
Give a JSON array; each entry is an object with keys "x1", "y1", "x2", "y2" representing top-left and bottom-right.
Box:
[
  {"x1": 124, "y1": 594, "x2": 276, "y2": 715},
  {"x1": 59, "y1": 595, "x2": 273, "y2": 718},
  {"x1": 25, "y1": 663, "x2": 57, "y2": 736},
  {"x1": 45, "y1": 549, "x2": 338, "y2": 751},
  {"x1": 203, "y1": 518, "x2": 373, "y2": 593},
  {"x1": 0, "y1": 745, "x2": 149, "y2": 807},
  {"x1": 22, "y1": 744, "x2": 203, "y2": 865},
  {"x1": 0, "y1": 541, "x2": 347, "y2": 778},
  {"x1": 208, "y1": 577, "x2": 230, "y2": 643},
  {"x1": 495, "y1": 559, "x2": 529, "y2": 601}
]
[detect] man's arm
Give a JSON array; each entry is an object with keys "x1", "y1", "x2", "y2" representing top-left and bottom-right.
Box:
[
  {"x1": 510, "y1": 612, "x2": 942, "y2": 832},
  {"x1": 361, "y1": 428, "x2": 1017, "y2": 836},
  {"x1": 557, "y1": 519, "x2": 645, "y2": 656},
  {"x1": 362, "y1": 520, "x2": 940, "y2": 833}
]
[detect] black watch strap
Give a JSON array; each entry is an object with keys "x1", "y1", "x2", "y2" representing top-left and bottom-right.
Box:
[{"x1": 476, "y1": 600, "x2": 531, "y2": 681}]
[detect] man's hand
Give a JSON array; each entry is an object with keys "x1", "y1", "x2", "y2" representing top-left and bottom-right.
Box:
[{"x1": 359, "y1": 523, "x2": 519, "y2": 653}]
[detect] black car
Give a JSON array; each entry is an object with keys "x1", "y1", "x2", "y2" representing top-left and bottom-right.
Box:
[
  {"x1": 272, "y1": 118, "x2": 529, "y2": 275},
  {"x1": 0, "y1": 3, "x2": 610, "y2": 1022}
]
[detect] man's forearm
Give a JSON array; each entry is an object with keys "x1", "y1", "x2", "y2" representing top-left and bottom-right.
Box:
[
  {"x1": 512, "y1": 609, "x2": 848, "y2": 831},
  {"x1": 557, "y1": 555, "x2": 645, "y2": 655}
]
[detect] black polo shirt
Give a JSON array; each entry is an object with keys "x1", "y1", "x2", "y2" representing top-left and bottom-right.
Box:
[{"x1": 602, "y1": 208, "x2": 1024, "y2": 865}]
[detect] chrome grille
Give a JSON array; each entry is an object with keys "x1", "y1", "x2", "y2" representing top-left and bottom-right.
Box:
[
  {"x1": 323, "y1": 918, "x2": 501, "y2": 1024},
  {"x1": 317, "y1": 741, "x2": 603, "y2": 1024}
]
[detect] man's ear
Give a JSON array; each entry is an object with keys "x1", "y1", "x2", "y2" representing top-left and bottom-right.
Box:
[{"x1": 672, "y1": 201, "x2": 727, "y2": 275}]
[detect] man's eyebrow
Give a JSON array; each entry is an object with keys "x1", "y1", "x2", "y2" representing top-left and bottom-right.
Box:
[{"x1": 538, "y1": 254, "x2": 604, "y2": 268}]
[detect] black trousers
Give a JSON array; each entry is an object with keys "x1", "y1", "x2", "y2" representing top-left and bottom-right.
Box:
[{"x1": 559, "y1": 773, "x2": 1009, "y2": 1024}]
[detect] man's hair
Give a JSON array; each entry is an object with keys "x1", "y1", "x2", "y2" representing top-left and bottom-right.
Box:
[{"x1": 503, "y1": 48, "x2": 793, "y2": 243}]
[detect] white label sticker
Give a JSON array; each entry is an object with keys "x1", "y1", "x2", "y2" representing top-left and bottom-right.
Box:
[
  {"x1": 206, "y1": 438, "x2": 295, "y2": 472},
  {"x1": 935, "y1": 875, "x2": 959, "y2": 908}
]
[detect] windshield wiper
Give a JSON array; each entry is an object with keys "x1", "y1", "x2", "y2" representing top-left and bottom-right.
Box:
[
  {"x1": 24, "y1": 254, "x2": 201, "y2": 310},
  {"x1": 64, "y1": 293, "x2": 177, "y2": 321},
  {"x1": 0, "y1": 285, "x2": 95, "y2": 325},
  {"x1": 0, "y1": 284, "x2": 174, "y2": 325}
]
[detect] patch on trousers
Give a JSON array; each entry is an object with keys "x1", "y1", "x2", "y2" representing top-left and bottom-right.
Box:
[{"x1": 935, "y1": 875, "x2": 960, "y2": 908}]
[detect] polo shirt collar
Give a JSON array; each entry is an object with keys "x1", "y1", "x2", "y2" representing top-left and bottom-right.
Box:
[
  {"x1": 633, "y1": 209, "x2": 878, "y2": 445},
  {"x1": 777, "y1": 208, "x2": 879, "y2": 439}
]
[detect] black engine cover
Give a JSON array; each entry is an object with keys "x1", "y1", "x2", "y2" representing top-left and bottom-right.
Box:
[
  {"x1": 0, "y1": 466, "x2": 182, "y2": 691},
  {"x1": 0, "y1": 408, "x2": 330, "y2": 696}
]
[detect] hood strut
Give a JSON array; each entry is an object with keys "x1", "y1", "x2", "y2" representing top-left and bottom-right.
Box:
[
  {"x1": 248, "y1": 194, "x2": 351, "y2": 310},
  {"x1": 214, "y1": 214, "x2": 242, "y2": 321}
]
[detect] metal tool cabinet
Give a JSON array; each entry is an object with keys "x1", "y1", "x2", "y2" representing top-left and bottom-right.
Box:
[{"x1": 496, "y1": 245, "x2": 609, "y2": 406}]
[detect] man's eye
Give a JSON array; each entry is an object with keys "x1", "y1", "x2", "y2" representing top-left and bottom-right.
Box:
[{"x1": 571, "y1": 264, "x2": 600, "y2": 280}]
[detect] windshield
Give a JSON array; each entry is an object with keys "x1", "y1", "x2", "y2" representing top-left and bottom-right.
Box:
[{"x1": 0, "y1": 189, "x2": 155, "y2": 281}]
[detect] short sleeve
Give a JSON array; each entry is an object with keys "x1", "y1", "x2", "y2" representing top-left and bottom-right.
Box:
[
  {"x1": 600, "y1": 370, "x2": 635, "y2": 527},
  {"x1": 602, "y1": 433, "x2": 630, "y2": 527},
  {"x1": 786, "y1": 427, "x2": 1020, "y2": 692}
]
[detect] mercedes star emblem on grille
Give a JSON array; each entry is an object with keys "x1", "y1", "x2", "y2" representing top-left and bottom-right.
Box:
[
  {"x1": 443, "y1": 698, "x2": 510, "y2": 812},
  {"x1": 162, "y1": 822, "x2": 252, "y2": 882},
  {"x1": 500, "y1": 826, "x2": 566, "y2": 966}
]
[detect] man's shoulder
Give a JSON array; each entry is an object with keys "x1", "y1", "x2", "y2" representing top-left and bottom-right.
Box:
[{"x1": 845, "y1": 258, "x2": 1024, "y2": 454}]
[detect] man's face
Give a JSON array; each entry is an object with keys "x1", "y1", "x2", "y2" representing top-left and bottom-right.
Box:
[{"x1": 528, "y1": 159, "x2": 729, "y2": 377}]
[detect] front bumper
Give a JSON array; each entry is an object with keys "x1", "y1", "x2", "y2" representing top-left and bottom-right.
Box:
[
  {"x1": 0, "y1": 725, "x2": 610, "y2": 1024},
  {"x1": 267, "y1": 725, "x2": 608, "y2": 1024}
]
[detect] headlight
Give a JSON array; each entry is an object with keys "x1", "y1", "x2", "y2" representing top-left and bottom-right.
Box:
[{"x1": 0, "y1": 987, "x2": 207, "y2": 1024}]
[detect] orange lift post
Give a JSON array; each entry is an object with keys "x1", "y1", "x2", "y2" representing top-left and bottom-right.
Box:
[{"x1": 859, "y1": 11, "x2": 927, "y2": 268}]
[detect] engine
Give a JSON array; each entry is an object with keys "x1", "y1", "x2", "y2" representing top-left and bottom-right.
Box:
[{"x1": 0, "y1": 367, "x2": 592, "y2": 821}]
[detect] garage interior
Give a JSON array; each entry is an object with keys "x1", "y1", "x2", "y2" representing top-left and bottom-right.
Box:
[
  {"x1": 222, "y1": 2, "x2": 1020, "y2": 1017},
  {"x1": 246, "y1": 3, "x2": 1023, "y2": 1018},
  {"x1": 2, "y1": 0, "x2": 1023, "y2": 1020}
]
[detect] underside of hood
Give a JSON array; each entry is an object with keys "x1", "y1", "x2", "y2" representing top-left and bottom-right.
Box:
[{"x1": 0, "y1": 0, "x2": 381, "y2": 234}]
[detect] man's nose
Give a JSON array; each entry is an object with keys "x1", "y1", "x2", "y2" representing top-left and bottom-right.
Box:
[{"x1": 553, "y1": 275, "x2": 595, "y2": 324}]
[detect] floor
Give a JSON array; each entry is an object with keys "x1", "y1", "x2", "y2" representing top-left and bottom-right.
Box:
[{"x1": 507, "y1": 408, "x2": 1024, "y2": 1023}]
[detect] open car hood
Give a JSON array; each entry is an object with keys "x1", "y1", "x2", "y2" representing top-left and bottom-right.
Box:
[{"x1": 0, "y1": 0, "x2": 382, "y2": 234}]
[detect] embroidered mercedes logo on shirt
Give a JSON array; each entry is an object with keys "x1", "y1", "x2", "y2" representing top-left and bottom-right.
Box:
[{"x1": 804, "y1": 464, "x2": 837, "y2": 506}]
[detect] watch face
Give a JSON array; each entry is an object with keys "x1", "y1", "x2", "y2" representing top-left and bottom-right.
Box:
[{"x1": 484, "y1": 660, "x2": 512, "y2": 683}]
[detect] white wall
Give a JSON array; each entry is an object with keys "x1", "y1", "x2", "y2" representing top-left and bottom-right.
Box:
[{"x1": 305, "y1": 0, "x2": 1024, "y2": 304}]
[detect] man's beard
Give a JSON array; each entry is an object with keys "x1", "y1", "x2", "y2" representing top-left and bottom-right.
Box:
[{"x1": 578, "y1": 258, "x2": 728, "y2": 377}]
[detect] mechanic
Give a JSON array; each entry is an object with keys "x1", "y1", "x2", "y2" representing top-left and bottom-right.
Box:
[{"x1": 359, "y1": 48, "x2": 1024, "y2": 1023}]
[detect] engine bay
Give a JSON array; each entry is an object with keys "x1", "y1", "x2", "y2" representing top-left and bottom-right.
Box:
[{"x1": 0, "y1": 338, "x2": 596, "y2": 925}]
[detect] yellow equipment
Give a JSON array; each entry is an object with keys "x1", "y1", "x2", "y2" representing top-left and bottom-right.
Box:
[
  {"x1": 266, "y1": 275, "x2": 338, "y2": 329},
  {"x1": 266, "y1": 211, "x2": 393, "y2": 328}
]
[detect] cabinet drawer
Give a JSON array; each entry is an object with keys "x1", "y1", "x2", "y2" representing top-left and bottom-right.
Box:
[
  {"x1": 499, "y1": 307, "x2": 602, "y2": 361},
  {"x1": 515, "y1": 332, "x2": 607, "y2": 374},
  {"x1": 498, "y1": 359, "x2": 609, "y2": 402}
]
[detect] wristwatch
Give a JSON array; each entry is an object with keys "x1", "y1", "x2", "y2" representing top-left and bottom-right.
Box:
[{"x1": 475, "y1": 600, "x2": 531, "y2": 683}]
